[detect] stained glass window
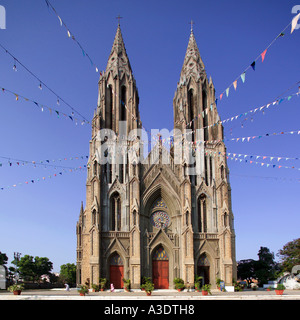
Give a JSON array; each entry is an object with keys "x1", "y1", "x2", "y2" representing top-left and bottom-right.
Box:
[
  {"x1": 198, "y1": 254, "x2": 210, "y2": 266},
  {"x1": 153, "y1": 246, "x2": 169, "y2": 260},
  {"x1": 150, "y1": 211, "x2": 170, "y2": 229},
  {"x1": 110, "y1": 253, "x2": 123, "y2": 266},
  {"x1": 152, "y1": 198, "x2": 168, "y2": 210}
]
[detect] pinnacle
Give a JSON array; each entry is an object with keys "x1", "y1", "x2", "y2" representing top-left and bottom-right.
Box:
[
  {"x1": 183, "y1": 29, "x2": 202, "y2": 65},
  {"x1": 111, "y1": 24, "x2": 126, "y2": 55}
]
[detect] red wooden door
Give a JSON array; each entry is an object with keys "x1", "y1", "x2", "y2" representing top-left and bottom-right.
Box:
[
  {"x1": 110, "y1": 265, "x2": 124, "y2": 289},
  {"x1": 153, "y1": 260, "x2": 169, "y2": 289}
]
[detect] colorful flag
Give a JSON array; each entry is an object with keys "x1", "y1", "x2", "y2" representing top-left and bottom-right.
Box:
[
  {"x1": 241, "y1": 72, "x2": 246, "y2": 83},
  {"x1": 226, "y1": 87, "x2": 230, "y2": 97},
  {"x1": 233, "y1": 80, "x2": 237, "y2": 90},
  {"x1": 261, "y1": 49, "x2": 267, "y2": 62}
]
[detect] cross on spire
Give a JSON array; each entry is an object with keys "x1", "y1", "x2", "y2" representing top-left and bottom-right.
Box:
[
  {"x1": 116, "y1": 15, "x2": 123, "y2": 26},
  {"x1": 189, "y1": 20, "x2": 194, "y2": 32}
]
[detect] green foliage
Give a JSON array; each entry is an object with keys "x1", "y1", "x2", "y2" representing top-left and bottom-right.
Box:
[
  {"x1": 141, "y1": 276, "x2": 152, "y2": 290},
  {"x1": 122, "y1": 278, "x2": 131, "y2": 289},
  {"x1": 0, "y1": 252, "x2": 8, "y2": 265},
  {"x1": 15, "y1": 255, "x2": 53, "y2": 283},
  {"x1": 276, "y1": 284, "x2": 285, "y2": 290},
  {"x1": 194, "y1": 275, "x2": 203, "y2": 289},
  {"x1": 202, "y1": 284, "x2": 212, "y2": 294},
  {"x1": 78, "y1": 285, "x2": 89, "y2": 294},
  {"x1": 91, "y1": 284, "x2": 99, "y2": 291},
  {"x1": 215, "y1": 278, "x2": 222, "y2": 286},
  {"x1": 7, "y1": 284, "x2": 24, "y2": 292},
  {"x1": 99, "y1": 278, "x2": 107, "y2": 289},
  {"x1": 173, "y1": 278, "x2": 185, "y2": 290},
  {"x1": 233, "y1": 281, "x2": 243, "y2": 292},
  {"x1": 277, "y1": 238, "x2": 300, "y2": 273},
  {"x1": 238, "y1": 247, "x2": 279, "y2": 287},
  {"x1": 59, "y1": 263, "x2": 76, "y2": 286},
  {"x1": 141, "y1": 276, "x2": 152, "y2": 284},
  {"x1": 144, "y1": 281, "x2": 154, "y2": 293}
]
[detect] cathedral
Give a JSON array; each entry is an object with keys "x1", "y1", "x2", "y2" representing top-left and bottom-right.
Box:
[{"x1": 76, "y1": 23, "x2": 237, "y2": 289}]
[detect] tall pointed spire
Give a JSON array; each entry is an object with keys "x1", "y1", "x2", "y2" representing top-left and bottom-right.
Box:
[
  {"x1": 105, "y1": 23, "x2": 132, "y2": 77},
  {"x1": 179, "y1": 27, "x2": 206, "y2": 85},
  {"x1": 111, "y1": 24, "x2": 126, "y2": 56}
]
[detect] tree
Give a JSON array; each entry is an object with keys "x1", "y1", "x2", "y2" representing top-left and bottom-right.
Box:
[
  {"x1": 237, "y1": 259, "x2": 256, "y2": 287},
  {"x1": 238, "y1": 247, "x2": 279, "y2": 287},
  {"x1": 254, "y1": 247, "x2": 278, "y2": 286},
  {"x1": 0, "y1": 252, "x2": 8, "y2": 266},
  {"x1": 59, "y1": 263, "x2": 76, "y2": 286},
  {"x1": 16, "y1": 255, "x2": 53, "y2": 283},
  {"x1": 277, "y1": 238, "x2": 300, "y2": 272}
]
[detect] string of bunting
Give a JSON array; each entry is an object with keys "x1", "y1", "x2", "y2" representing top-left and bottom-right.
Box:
[
  {"x1": 0, "y1": 154, "x2": 88, "y2": 169},
  {"x1": 0, "y1": 42, "x2": 90, "y2": 124},
  {"x1": 44, "y1": 0, "x2": 102, "y2": 76},
  {"x1": 227, "y1": 152, "x2": 299, "y2": 162},
  {"x1": 0, "y1": 167, "x2": 87, "y2": 191},
  {"x1": 215, "y1": 12, "x2": 300, "y2": 104},
  {"x1": 169, "y1": 129, "x2": 300, "y2": 150},
  {"x1": 184, "y1": 86, "x2": 299, "y2": 131},
  {"x1": 193, "y1": 149, "x2": 299, "y2": 163},
  {"x1": 0, "y1": 86, "x2": 90, "y2": 126},
  {"x1": 230, "y1": 173, "x2": 300, "y2": 183},
  {"x1": 227, "y1": 155, "x2": 300, "y2": 171}
]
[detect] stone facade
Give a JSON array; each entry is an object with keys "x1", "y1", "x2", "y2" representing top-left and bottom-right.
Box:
[{"x1": 76, "y1": 25, "x2": 237, "y2": 289}]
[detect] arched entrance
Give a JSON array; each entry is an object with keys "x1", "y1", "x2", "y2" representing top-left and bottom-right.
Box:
[
  {"x1": 152, "y1": 246, "x2": 169, "y2": 289},
  {"x1": 109, "y1": 253, "x2": 124, "y2": 289},
  {"x1": 197, "y1": 253, "x2": 210, "y2": 285}
]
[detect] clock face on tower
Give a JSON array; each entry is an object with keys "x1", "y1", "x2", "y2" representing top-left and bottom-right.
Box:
[{"x1": 150, "y1": 211, "x2": 170, "y2": 229}]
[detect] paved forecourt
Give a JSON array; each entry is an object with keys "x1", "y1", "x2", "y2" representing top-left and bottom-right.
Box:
[{"x1": 0, "y1": 288, "x2": 300, "y2": 300}]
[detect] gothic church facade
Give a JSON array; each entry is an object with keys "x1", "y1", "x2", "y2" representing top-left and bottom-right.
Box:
[{"x1": 76, "y1": 24, "x2": 237, "y2": 289}]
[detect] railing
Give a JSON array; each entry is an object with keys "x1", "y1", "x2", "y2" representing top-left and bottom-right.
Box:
[
  {"x1": 193, "y1": 233, "x2": 219, "y2": 240},
  {"x1": 101, "y1": 231, "x2": 130, "y2": 238}
]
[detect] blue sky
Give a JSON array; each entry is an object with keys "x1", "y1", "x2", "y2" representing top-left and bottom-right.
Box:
[{"x1": 0, "y1": 0, "x2": 299, "y2": 272}]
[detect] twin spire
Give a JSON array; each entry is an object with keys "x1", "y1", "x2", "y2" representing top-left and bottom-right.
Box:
[
  {"x1": 106, "y1": 23, "x2": 132, "y2": 78},
  {"x1": 106, "y1": 20, "x2": 204, "y2": 82}
]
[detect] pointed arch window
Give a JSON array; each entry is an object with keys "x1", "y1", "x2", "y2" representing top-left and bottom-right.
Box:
[
  {"x1": 111, "y1": 192, "x2": 121, "y2": 231},
  {"x1": 109, "y1": 163, "x2": 112, "y2": 184},
  {"x1": 224, "y1": 212, "x2": 229, "y2": 227},
  {"x1": 220, "y1": 165, "x2": 225, "y2": 180},
  {"x1": 197, "y1": 194, "x2": 207, "y2": 232},
  {"x1": 106, "y1": 84, "x2": 113, "y2": 130},
  {"x1": 120, "y1": 85, "x2": 127, "y2": 122},
  {"x1": 133, "y1": 210, "x2": 137, "y2": 226},
  {"x1": 188, "y1": 88, "x2": 195, "y2": 143},
  {"x1": 132, "y1": 161, "x2": 136, "y2": 176},
  {"x1": 78, "y1": 226, "x2": 82, "y2": 247},
  {"x1": 93, "y1": 161, "x2": 98, "y2": 176},
  {"x1": 186, "y1": 211, "x2": 190, "y2": 226},
  {"x1": 119, "y1": 154, "x2": 124, "y2": 184},
  {"x1": 209, "y1": 156, "x2": 213, "y2": 185},
  {"x1": 204, "y1": 155, "x2": 209, "y2": 186},
  {"x1": 92, "y1": 209, "x2": 96, "y2": 225},
  {"x1": 202, "y1": 89, "x2": 208, "y2": 141}
]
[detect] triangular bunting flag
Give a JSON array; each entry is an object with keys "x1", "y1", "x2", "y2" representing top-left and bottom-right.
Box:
[
  {"x1": 240, "y1": 72, "x2": 246, "y2": 83},
  {"x1": 233, "y1": 80, "x2": 237, "y2": 90},
  {"x1": 58, "y1": 16, "x2": 62, "y2": 26},
  {"x1": 226, "y1": 87, "x2": 230, "y2": 97},
  {"x1": 261, "y1": 49, "x2": 267, "y2": 62},
  {"x1": 250, "y1": 61, "x2": 256, "y2": 71}
]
